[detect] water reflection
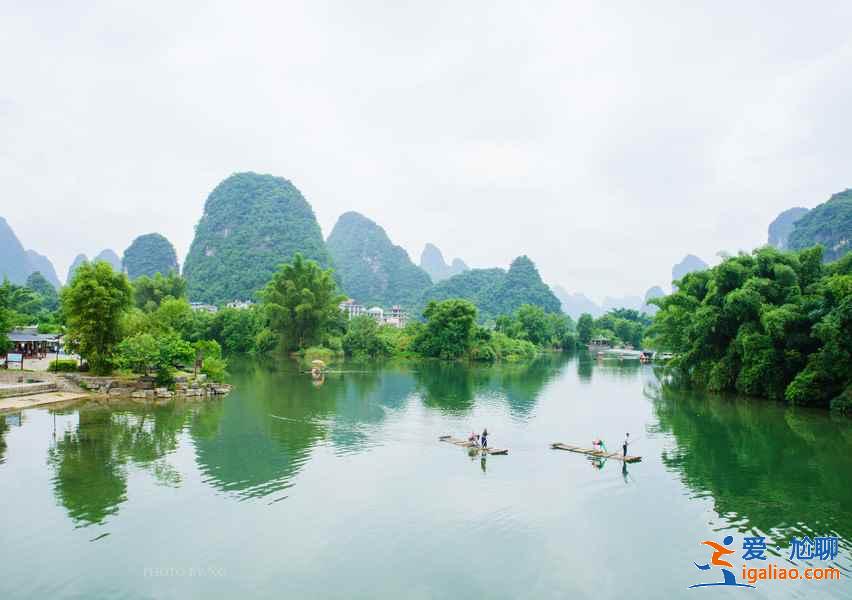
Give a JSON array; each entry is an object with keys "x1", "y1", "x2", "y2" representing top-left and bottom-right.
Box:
[
  {"x1": 414, "y1": 353, "x2": 567, "y2": 417},
  {"x1": 47, "y1": 401, "x2": 196, "y2": 526},
  {"x1": 191, "y1": 360, "x2": 422, "y2": 499},
  {"x1": 650, "y1": 384, "x2": 852, "y2": 553},
  {"x1": 0, "y1": 415, "x2": 9, "y2": 465}
]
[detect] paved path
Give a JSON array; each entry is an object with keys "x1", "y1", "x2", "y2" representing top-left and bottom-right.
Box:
[{"x1": 0, "y1": 391, "x2": 90, "y2": 413}]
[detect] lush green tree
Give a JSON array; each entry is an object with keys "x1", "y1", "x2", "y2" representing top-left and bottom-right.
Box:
[
  {"x1": 192, "y1": 339, "x2": 226, "y2": 381},
  {"x1": 132, "y1": 272, "x2": 187, "y2": 310},
  {"x1": 515, "y1": 304, "x2": 550, "y2": 345},
  {"x1": 115, "y1": 332, "x2": 159, "y2": 375},
  {"x1": 342, "y1": 315, "x2": 393, "y2": 358},
  {"x1": 116, "y1": 331, "x2": 194, "y2": 384},
  {"x1": 0, "y1": 280, "x2": 11, "y2": 352},
  {"x1": 261, "y1": 253, "x2": 344, "y2": 351},
  {"x1": 413, "y1": 299, "x2": 478, "y2": 359},
  {"x1": 60, "y1": 261, "x2": 132, "y2": 374},
  {"x1": 206, "y1": 307, "x2": 264, "y2": 354},
  {"x1": 577, "y1": 313, "x2": 594, "y2": 344},
  {"x1": 649, "y1": 245, "x2": 852, "y2": 409}
]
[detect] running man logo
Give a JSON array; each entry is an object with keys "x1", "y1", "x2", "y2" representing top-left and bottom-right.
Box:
[
  {"x1": 689, "y1": 535, "x2": 755, "y2": 589},
  {"x1": 688, "y1": 534, "x2": 842, "y2": 590}
]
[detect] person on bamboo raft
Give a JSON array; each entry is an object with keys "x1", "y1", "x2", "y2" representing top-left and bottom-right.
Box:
[
  {"x1": 468, "y1": 431, "x2": 480, "y2": 446},
  {"x1": 480, "y1": 428, "x2": 488, "y2": 449},
  {"x1": 592, "y1": 438, "x2": 607, "y2": 453}
]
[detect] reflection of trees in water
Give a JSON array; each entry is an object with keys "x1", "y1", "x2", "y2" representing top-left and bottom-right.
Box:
[
  {"x1": 414, "y1": 353, "x2": 569, "y2": 417},
  {"x1": 577, "y1": 351, "x2": 645, "y2": 384},
  {"x1": 0, "y1": 415, "x2": 8, "y2": 464},
  {"x1": 47, "y1": 402, "x2": 193, "y2": 527},
  {"x1": 414, "y1": 361, "x2": 483, "y2": 414},
  {"x1": 651, "y1": 385, "x2": 852, "y2": 546},
  {"x1": 191, "y1": 359, "x2": 418, "y2": 499}
]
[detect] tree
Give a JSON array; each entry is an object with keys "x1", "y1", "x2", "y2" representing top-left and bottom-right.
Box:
[
  {"x1": 115, "y1": 332, "x2": 193, "y2": 384},
  {"x1": 413, "y1": 299, "x2": 478, "y2": 359},
  {"x1": 342, "y1": 315, "x2": 393, "y2": 358},
  {"x1": 260, "y1": 253, "x2": 344, "y2": 351},
  {"x1": 60, "y1": 261, "x2": 132, "y2": 374},
  {"x1": 0, "y1": 280, "x2": 11, "y2": 352},
  {"x1": 207, "y1": 307, "x2": 263, "y2": 354},
  {"x1": 515, "y1": 304, "x2": 550, "y2": 346},
  {"x1": 577, "y1": 313, "x2": 594, "y2": 344},
  {"x1": 132, "y1": 272, "x2": 188, "y2": 310},
  {"x1": 648, "y1": 246, "x2": 852, "y2": 409}
]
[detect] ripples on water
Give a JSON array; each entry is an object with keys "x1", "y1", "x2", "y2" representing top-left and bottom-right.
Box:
[{"x1": 0, "y1": 354, "x2": 850, "y2": 599}]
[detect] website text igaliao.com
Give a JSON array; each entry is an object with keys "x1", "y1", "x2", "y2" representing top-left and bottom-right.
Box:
[{"x1": 741, "y1": 563, "x2": 841, "y2": 584}]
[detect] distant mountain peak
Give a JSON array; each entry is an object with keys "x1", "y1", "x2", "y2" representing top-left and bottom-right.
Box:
[
  {"x1": 183, "y1": 172, "x2": 331, "y2": 304},
  {"x1": 768, "y1": 207, "x2": 809, "y2": 249},
  {"x1": 122, "y1": 233, "x2": 179, "y2": 279},
  {"x1": 787, "y1": 189, "x2": 852, "y2": 262},
  {"x1": 327, "y1": 212, "x2": 431, "y2": 309},
  {"x1": 420, "y1": 243, "x2": 468, "y2": 282},
  {"x1": 672, "y1": 254, "x2": 708, "y2": 289}
]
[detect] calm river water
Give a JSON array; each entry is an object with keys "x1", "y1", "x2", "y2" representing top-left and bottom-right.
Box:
[{"x1": 1, "y1": 354, "x2": 850, "y2": 599}]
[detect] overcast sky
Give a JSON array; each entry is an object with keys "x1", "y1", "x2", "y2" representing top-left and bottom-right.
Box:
[{"x1": 2, "y1": 1, "x2": 851, "y2": 301}]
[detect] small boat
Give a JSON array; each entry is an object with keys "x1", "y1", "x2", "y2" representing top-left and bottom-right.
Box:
[
  {"x1": 438, "y1": 435, "x2": 508, "y2": 455},
  {"x1": 551, "y1": 442, "x2": 641, "y2": 463},
  {"x1": 599, "y1": 348, "x2": 643, "y2": 360}
]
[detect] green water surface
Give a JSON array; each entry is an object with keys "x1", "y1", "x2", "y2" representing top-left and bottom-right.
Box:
[{"x1": 1, "y1": 354, "x2": 850, "y2": 599}]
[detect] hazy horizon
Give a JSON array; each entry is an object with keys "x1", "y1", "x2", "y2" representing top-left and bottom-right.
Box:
[{"x1": 3, "y1": 1, "x2": 851, "y2": 301}]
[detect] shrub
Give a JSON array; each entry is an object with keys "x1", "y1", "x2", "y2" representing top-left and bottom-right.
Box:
[{"x1": 48, "y1": 359, "x2": 78, "y2": 372}]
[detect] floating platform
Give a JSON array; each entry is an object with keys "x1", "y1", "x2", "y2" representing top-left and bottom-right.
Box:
[
  {"x1": 439, "y1": 435, "x2": 508, "y2": 455},
  {"x1": 551, "y1": 442, "x2": 641, "y2": 463}
]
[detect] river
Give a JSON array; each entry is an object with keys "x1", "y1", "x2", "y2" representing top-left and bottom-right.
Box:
[{"x1": 1, "y1": 353, "x2": 850, "y2": 598}]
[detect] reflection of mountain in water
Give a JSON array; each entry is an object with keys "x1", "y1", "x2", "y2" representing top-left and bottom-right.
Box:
[
  {"x1": 651, "y1": 385, "x2": 852, "y2": 548},
  {"x1": 47, "y1": 402, "x2": 193, "y2": 526}
]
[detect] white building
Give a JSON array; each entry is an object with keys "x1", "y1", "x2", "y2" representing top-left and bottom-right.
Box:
[
  {"x1": 339, "y1": 299, "x2": 365, "y2": 320},
  {"x1": 190, "y1": 302, "x2": 218, "y2": 314},
  {"x1": 226, "y1": 300, "x2": 254, "y2": 310},
  {"x1": 384, "y1": 305, "x2": 408, "y2": 328},
  {"x1": 367, "y1": 306, "x2": 384, "y2": 321}
]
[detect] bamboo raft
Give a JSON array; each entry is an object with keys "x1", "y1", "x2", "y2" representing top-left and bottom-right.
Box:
[
  {"x1": 439, "y1": 435, "x2": 508, "y2": 455},
  {"x1": 551, "y1": 442, "x2": 642, "y2": 463}
]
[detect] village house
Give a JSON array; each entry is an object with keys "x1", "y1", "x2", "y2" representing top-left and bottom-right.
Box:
[{"x1": 3, "y1": 327, "x2": 61, "y2": 359}]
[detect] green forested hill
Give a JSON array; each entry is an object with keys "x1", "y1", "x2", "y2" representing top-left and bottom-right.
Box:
[
  {"x1": 326, "y1": 211, "x2": 432, "y2": 309},
  {"x1": 421, "y1": 256, "x2": 562, "y2": 321},
  {"x1": 788, "y1": 189, "x2": 852, "y2": 262},
  {"x1": 122, "y1": 233, "x2": 179, "y2": 279},
  {"x1": 183, "y1": 172, "x2": 331, "y2": 304}
]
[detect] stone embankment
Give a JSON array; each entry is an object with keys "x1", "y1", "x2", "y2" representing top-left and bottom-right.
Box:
[{"x1": 63, "y1": 373, "x2": 233, "y2": 402}]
